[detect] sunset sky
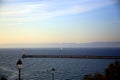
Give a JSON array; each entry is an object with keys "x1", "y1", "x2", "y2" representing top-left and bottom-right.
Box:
[{"x1": 0, "y1": 0, "x2": 120, "y2": 48}]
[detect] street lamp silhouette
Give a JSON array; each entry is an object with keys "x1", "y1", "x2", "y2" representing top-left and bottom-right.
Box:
[
  {"x1": 51, "y1": 68, "x2": 55, "y2": 80},
  {"x1": 17, "y1": 59, "x2": 22, "y2": 80}
]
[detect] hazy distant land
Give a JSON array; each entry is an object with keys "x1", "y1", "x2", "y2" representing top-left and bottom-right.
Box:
[{"x1": 0, "y1": 42, "x2": 120, "y2": 48}]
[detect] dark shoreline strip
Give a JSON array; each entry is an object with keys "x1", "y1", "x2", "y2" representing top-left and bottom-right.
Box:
[{"x1": 22, "y1": 54, "x2": 120, "y2": 59}]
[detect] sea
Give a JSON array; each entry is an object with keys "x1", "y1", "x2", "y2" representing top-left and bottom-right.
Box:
[{"x1": 0, "y1": 48, "x2": 120, "y2": 80}]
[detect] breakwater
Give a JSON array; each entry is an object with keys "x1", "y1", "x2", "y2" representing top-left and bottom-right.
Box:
[{"x1": 22, "y1": 54, "x2": 120, "y2": 59}]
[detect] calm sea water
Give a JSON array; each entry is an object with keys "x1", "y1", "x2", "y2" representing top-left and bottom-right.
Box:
[{"x1": 0, "y1": 48, "x2": 120, "y2": 80}]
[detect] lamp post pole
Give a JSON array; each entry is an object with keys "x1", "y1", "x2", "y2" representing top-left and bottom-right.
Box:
[
  {"x1": 52, "y1": 73, "x2": 54, "y2": 80},
  {"x1": 19, "y1": 69, "x2": 21, "y2": 80},
  {"x1": 17, "y1": 59, "x2": 22, "y2": 80}
]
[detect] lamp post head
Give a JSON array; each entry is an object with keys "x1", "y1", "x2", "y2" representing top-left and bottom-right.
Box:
[
  {"x1": 51, "y1": 68, "x2": 55, "y2": 74},
  {"x1": 17, "y1": 59, "x2": 22, "y2": 69}
]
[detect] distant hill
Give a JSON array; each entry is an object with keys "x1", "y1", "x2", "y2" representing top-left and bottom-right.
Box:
[
  {"x1": 74, "y1": 42, "x2": 120, "y2": 48},
  {"x1": 46, "y1": 42, "x2": 120, "y2": 48},
  {"x1": 0, "y1": 42, "x2": 120, "y2": 48}
]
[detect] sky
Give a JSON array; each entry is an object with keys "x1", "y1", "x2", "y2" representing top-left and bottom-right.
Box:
[{"x1": 0, "y1": 0, "x2": 120, "y2": 48}]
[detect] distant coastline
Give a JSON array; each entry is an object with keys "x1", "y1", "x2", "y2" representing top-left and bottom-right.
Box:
[{"x1": 0, "y1": 41, "x2": 120, "y2": 48}]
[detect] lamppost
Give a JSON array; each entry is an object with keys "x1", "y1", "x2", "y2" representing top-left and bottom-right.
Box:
[
  {"x1": 17, "y1": 59, "x2": 22, "y2": 80},
  {"x1": 51, "y1": 68, "x2": 55, "y2": 80}
]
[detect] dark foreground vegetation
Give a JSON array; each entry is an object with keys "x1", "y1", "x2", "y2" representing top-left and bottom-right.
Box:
[
  {"x1": 83, "y1": 60, "x2": 120, "y2": 80},
  {"x1": 0, "y1": 75, "x2": 8, "y2": 80}
]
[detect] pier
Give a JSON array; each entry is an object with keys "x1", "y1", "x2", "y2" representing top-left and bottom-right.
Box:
[{"x1": 22, "y1": 54, "x2": 120, "y2": 59}]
